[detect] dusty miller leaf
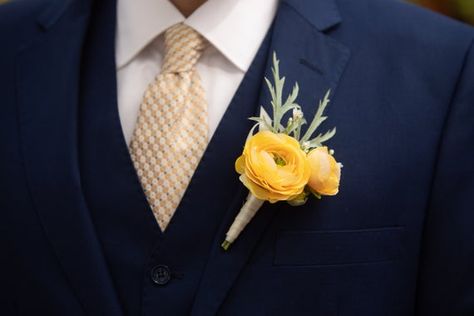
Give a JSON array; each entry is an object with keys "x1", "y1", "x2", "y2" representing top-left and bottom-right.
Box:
[{"x1": 301, "y1": 90, "x2": 332, "y2": 143}]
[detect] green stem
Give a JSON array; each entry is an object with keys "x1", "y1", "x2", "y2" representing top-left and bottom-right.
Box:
[{"x1": 221, "y1": 240, "x2": 232, "y2": 251}]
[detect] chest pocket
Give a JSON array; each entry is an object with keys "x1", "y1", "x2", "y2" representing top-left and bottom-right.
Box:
[{"x1": 273, "y1": 227, "x2": 404, "y2": 266}]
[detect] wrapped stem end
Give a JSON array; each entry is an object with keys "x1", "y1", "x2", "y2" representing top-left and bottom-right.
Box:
[{"x1": 221, "y1": 193, "x2": 265, "y2": 251}]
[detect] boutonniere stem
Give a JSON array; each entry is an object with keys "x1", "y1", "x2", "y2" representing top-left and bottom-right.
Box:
[
  {"x1": 221, "y1": 194, "x2": 264, "y2": 250},
  {"x1": 221, "y1": 52, "x2": 342, "y2": 250}
]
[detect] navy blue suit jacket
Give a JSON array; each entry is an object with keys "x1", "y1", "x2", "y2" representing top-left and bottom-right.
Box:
[{"x1": 0, "y1": 0, "x2": 473, "y2": 315}]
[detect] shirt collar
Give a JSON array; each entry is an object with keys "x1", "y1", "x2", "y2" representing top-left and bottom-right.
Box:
[{"x1": 116, "y1": 0, "x2": 278, "y2": 71}]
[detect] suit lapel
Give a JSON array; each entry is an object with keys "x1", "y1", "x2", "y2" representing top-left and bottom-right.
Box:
[
  {"x1": 16, "y1": 1, "x2": 124, "y2": 315},
  {"x1": 191, "y1": 0, "x2": 350, "y2": 315}
]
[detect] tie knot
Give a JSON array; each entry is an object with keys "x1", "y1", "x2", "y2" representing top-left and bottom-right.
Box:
[{"x1": 161, "y1": 23, "x2": 208, "y2": 74}]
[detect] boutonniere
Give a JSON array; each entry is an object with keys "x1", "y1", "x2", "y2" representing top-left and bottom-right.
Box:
[{"x1": 221, "y1": 52, "x2": 343, "y2": 250}]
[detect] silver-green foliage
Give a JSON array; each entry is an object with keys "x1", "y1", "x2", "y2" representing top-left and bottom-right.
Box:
[{"x1": 249, "y1": 52, "x2": 336, "y2": 152}]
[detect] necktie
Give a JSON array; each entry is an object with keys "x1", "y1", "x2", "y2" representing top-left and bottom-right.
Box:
[{"x1": 129, "y1": 23, "x2": 209, "y2": 231}]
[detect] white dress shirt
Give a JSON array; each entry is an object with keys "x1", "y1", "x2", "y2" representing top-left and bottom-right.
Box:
[{"x1": 116, "y1": 0, "x2": 278, "y2": 144}]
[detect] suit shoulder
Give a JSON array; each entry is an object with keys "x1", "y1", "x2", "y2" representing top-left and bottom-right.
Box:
[{"x1": 338, "y1": 0, "x2": 473, "y2": 50}]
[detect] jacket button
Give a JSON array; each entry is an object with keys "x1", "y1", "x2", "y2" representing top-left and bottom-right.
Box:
[{"x1": 151, "y1": 265, "x2": 171, "y2": 285}]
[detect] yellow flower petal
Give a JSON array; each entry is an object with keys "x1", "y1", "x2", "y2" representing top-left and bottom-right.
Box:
[
  {"x1": 235, "y1": 155, "x2": 246, "y2": 174},
  {"x1": 235, "y1": 131, "x2": 311, "y2": 203}
]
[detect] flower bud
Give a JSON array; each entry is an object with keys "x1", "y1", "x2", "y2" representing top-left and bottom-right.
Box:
[{"x1": 307, "y1": 147, "x2": 341, "y2": 196}]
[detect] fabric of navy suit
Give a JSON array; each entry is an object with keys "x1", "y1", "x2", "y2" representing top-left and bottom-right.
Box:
[{"x1": 0, "y1": 0, "x2": 473, "y2": 315}]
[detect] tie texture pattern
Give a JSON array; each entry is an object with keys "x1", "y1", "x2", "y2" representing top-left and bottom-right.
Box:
[{"x1": 129, "y1": 23, "x2": 209, "y2": 231}]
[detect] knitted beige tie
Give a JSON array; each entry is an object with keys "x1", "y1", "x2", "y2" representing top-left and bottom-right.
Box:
[{"x1": 129, "y1": 23, "x2": 209, "y2": 231}]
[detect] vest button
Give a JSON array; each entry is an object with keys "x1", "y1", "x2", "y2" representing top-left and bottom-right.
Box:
[{"x1": 151, "y1": 265, "x2": 171, "y2": 285}]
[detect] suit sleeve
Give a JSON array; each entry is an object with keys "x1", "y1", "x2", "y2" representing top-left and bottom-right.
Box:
[{"x1": 416, "y1": 39, "x2": 474, "y2": 315}]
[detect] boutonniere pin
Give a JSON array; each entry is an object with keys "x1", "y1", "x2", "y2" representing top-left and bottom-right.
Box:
[{"x1": 221, "y1": 52, "x2": 343, "y2": 250}]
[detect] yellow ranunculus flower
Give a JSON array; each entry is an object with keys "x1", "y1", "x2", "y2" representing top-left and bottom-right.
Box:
[
  {"x1": 307, "y1": 147, "x2": 341, "y2": 196},
  {"x1": 235, "y1": 131, "x2": 311, "y2": 203}
]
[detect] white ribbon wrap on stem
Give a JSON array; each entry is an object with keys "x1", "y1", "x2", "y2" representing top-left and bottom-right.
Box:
[{"x1": 221, "y1": 193, "x2": 265, "y2": 250}]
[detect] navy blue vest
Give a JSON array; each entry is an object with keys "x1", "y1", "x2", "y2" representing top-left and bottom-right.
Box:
[{"x1": 77, "y1": 1, "x2": 272, "y2": 314}]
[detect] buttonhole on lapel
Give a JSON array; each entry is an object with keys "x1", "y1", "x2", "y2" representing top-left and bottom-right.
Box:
[{"x1": 299, "y1": 58, "x2": 324, "y2": 75}]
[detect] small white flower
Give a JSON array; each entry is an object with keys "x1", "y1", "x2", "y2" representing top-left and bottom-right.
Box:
[
  {"x1": 301, "y1": 141, "x2": 311, "y2": 151},
  {"x1": 293, "y1": 108, "x2": 304, "y2": 120}
]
